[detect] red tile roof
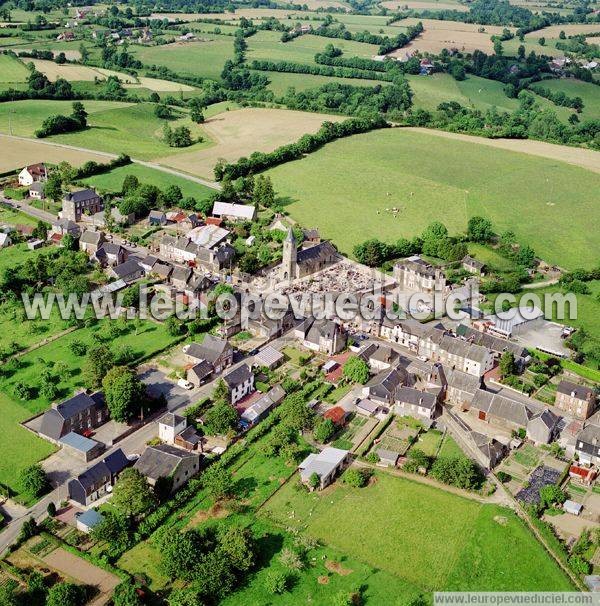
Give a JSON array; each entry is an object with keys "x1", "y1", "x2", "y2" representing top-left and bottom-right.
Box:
[
  {"x1": 324, "y1": 406, "x2": 347, "y2": 426},
  {"x1": 206, "y1": 217, "x2": 223, "y2": 226}
]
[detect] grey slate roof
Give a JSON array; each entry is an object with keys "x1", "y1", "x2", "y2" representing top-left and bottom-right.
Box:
[
  {"x1": 189, "y1": 360, "x2": 214, "y2": 381},
  {"x1": 395, "y1": 387, "x2": 437, "y2": 410},
  {"x1": 365, "y1": 366, "x2": 406, "y2": 401},
  {"x1": 112, "y1": 259, "x2": 142, "y2": 279},
  {"x1": 296, "y1": 241, "x2": 336, "y2": 266},
  {"x1": 223, "y1": 363, "x2": 253, "y2": 388},
  {"x1": 186, "y1": 335, "x2": 231, "y2": 365},
  {"x1": 455, "y1": 324, "x2": 528, "y2": 359},
  {"x1": 64, "y1": 188, "x2": 99, "y2": 203},
  {"x1": 80, "y1": 230, "x2": 103, "y2": 245},
  {"x1": 557, "y1": 380, "x2": 595, "y2": 401},
  {"x1": 158, "y1": 412, "x2": 185, "y2": 428},
  {"x1": 471, "y1": 390, "x2": 534, "y2": 426},
  {"x1": 134, "y1": 443, "x2": 197, "y2": 480},
  {"x1": 299, "y1": 447, "x2": 348, "y2": 482},
  {"x1": 59, "y1": 431, "x2": 99, "y2": 453}
]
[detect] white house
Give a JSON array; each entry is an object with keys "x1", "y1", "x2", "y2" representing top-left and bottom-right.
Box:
[
  {"x1": 18, "y1": 163, "x2": 47, "y2": 186},
  {"x1": 158, "y1": 412, "x2": 187, "y2": 444},
  {"x1": 223, "y1": 364, "x2": 255, "y2": 404}
]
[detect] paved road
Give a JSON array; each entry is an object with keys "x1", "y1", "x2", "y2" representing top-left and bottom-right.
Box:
[{"x1": 0, "y1": 134, "x2": 221, "y2": 191}]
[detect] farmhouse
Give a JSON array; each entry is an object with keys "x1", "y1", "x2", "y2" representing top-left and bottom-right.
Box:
[
  {"x1": 527, "y1": 409, "x2": 559, "y2": 445},
  {"x1": 109, "y1": 258, "x2": 143, "y2": 283},
  {"x1": 61, "y1": 188, "x2": 103, "y2": 222},
  {"x1": 362, "y1": 366, "x2": 409, "y2": 405},
  {"x1": 555, "y1": 380, "x2": 597, "y2": 420},
  {"x1": 67, "y1": 448, "x2": 131, "y2": 506},
  {"x1": 158, "y1": 412, "x2": 187, "y2": 444},
  {"x1": 134, "y1": 444, "x2": 201, "y2": 492},
  {"x1": 462, "y1": 255, "x2": 485, "y2": 275},
  {"x1": 97, "y1": 242, "x2": 126, "y2": 267},
  {"x1": 470, "y1": 432, "x2": 507, "y2": 469},
  {"x1": 212, "y1": 201, "x2": 257, "y2": 221},
  {"x1": 39, "y1": 392, "x2": 108, "y2": 442},
  {"x1": 79, "y1": 230, "x2": 105, "y2": 255},
  {"x1": 294, "y1": 317, "x2": 347, "y2": 355},
  {"x1": 223, "y1": 364, "x2": 255, "y2": 404},
  {"x1": 18, "y1": 163, "x2": 48, "y2": 186},
  {"x1": 298, "y1": 447, "x2": 350, "y2": 490},
  {"x1": 50, "y1": 218, "x2": 80, "y2": 238},
  {"x1": 394, "y1": 255, "x2": 446, "y2": 293},
  {"x1": 358, "y1": 343, "x2": 399, "y2": 373},
  {"x1": 187, "y1": 360, "x2": 214, "y2": 387},
  {"x1": 149, "y1": 210, "x2": 167, "y2": 226},
  {"x1": 469, "y1": 389, "x2": 534, "y2": 433}
]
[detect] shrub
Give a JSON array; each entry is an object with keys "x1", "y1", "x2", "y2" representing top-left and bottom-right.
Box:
[
  {"x1": 264, "y1": 570, "x2": 288, "y2": 594},
  {"x1": 342, "y1": 468, "x2": 370, "y2": 488}
]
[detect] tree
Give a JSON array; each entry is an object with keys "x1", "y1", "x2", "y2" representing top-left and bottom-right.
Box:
[
  {"x1": 253, "y1": 175, "x2": 275, "y2": 207},
  {"x1": 121, "y1": 174, "x2": 139, "y2": 196},
  {"x1": 47, "y1": 501, "x2": 56, "y2": 517},
  {"x1": 112, "y1": 581, "x2": 142, "y2": 606},
  {"x1": 102, "y1": 366, "x2": 145, "y2": 422},
  {"x1": 111, "y1": 468, "x2": 155, "y2": 517},
  {"x1": 313, "y1": 418, "x2": 336, "y2": 443},
  {"x1": 71, "y1": 101, "x2": 87, "y2": 127},
  {"x1": 19, "y1": 464, "x2": 48, "y2": 498},
  {"x1": 342, "y1": 468, "x2": 370, "y2": 488},
  {"x1": 194, "y1": 550, "x2": 236, "y2": 601},
  {"x1": 212, "y1": 378, "x2": 229, "y2": 401},
  {"x1": 264, "y1": 569, "x2": 288, "y2": 594},
  {"x1": 0, "y1": 581, "x2": 19, "y2": 606},
  {"x1": 499, "y1": 351, "x2": 516, "y2": 378},
  {"x1": 205, "y1": 401, "x2": 238, "y2": 435},
  {"x1": 203, "y1": 463, "x2": 233, "y2": 499},
  {"x1": 90, "y1": 510, "x2": 132, "y2": 554},
  {"x1": 343, "y1": 356, "x2": 370, "y2": 384},
  {"x1": 308, "y1": 472, "x2": 320, "y2": 490},
  {"x1": 157, "y1": 528, "x2": 207, "y2": 580},
  {"x1": 217, "y1": 525, "x2": 255, "y2": 572},
  {"x1": 430, "y1": 456, "x2": 483, "y2": 489},
  {"x1": 162, "y1": 184, "x2": 183, "y2": 207},
  {"x1": 493, "y1": 38, "x2": 503, "y2": 55},
  {"x1": 167, "y1": 586, "x2": 204, "y2": 606},
  {"x1": 516, "y1": 244, "x2": 536, "y2": 268},
  {"x1": 538, "y1": 36, "x2": 545, "y2": 46},
  {"x1": 83, "y1": 344, "x2": 114, "y2": 388},
  {"x1": 46, "y1": 582, "x2": 85, "y2": 606},
  {"x1": 467, "y1": 216, "x2": 494, "y2": 243},
  {"x1": 45, "y1": 173, "x2": 63, "y2": 203},
  {"x1": 539, "y1": 484, "x2": 567, "y2": 509},
  {"x1": 19, "y1": 517, "x2": 38, "y2": 541}
]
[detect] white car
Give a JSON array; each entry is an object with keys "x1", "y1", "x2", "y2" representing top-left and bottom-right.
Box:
[{"x1": 177, "y1": 378, "x2": 194, "y2": 390}]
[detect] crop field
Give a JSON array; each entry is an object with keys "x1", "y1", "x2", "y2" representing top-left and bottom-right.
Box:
[
  {"x1": 149, "y1": 9, "x2": 317, "y2": 21},
  {"x1": 525, "y1": 23, "x2": 600, "y2": 39},
  {"x1": 0, "y1": 101, "x2": 212, "y2": 161},
  {"x1": 262, "y1": 472, "x2": 574, "y2": 591},
  {"x1": 132, "y1": 36, "x2": 235, "y2": 81},
  {"x1": 156, "y1": 107, "x2": 344, "y2": 179},
  {"x1": 537, "y1": 78, "x2": 600, "y2": 121},
  {"x1": 11, "y1": 46, "x2": 85, "y2": 60},
  {"x1": 267, "y1": 128, "x2": 600, "y2": 269},
  {"x1": 0, "y1": 134, "x2": 111, "y2": 173},
  {"x1": 381, "y1": 0, "x2": 469, "y2": 10},
  {"x1": 390, "y1": 18, "x2": 515, "y2": 55},
  {"x1": 247, "y1": 30, "x2": 380, "y2": 64},
  {"x1": 82, "y1": 163, "x2": 216, "y2": 200},
  {"x1": 0, "y1": 53, "x2": 29, "y2": 82}
]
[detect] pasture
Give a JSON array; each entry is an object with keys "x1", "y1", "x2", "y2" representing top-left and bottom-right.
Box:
[
  {"x1": 390, "y1": 18, "x2": 515, "y2": 55},
  {"x1": 0, "y1": 134, "x2": 111, "y2": 173},
  {"x1": 247, "y1": 30, "x2": 380, "y2": 64},
  {"x1": 525, "y1": 23, "x2": 600, "y2": 39},
  {"x1": 381, "y1": 0, "x2": 469, "y2": 10},
  {"x1": 0, "y1": 101, "x2": 212, "y2": 160},
  {"x1": 261, "y1": 69, "x2": 390, "y2": 95},
  {"x1": 156, "y1": 107, "x2": 344, "y2": 179},
  {"x1": 132, "y1": 35, "x2": 236, "y2": 81},
  {"x1": 267, "y1": 127, "x2": 600, "y2": 269},
  {"x1": 537, "y1": 78, "x2": 600, "y2": 121},
  {"x1": 261, "y1": 472, "x2": 574, "y2": 591},
  {"x1": 82, "y1": 163, "x2": 216, "y2": 200},
  {"x1": 0, "y1": 53, "x2": 29, "y2": 82}
]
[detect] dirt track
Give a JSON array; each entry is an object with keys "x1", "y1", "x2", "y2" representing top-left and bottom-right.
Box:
[{"x1": 404, "y1": 127, "x2": 600, "y2": 174}]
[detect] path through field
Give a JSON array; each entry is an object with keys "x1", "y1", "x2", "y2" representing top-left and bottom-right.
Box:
[{"x1": 404, "y1": 127, "x2": 600, "y2": 174}]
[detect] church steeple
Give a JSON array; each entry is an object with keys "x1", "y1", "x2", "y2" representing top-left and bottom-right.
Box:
[{"x1": 281, "y1": 226, "x2": 297, "y2": 283}]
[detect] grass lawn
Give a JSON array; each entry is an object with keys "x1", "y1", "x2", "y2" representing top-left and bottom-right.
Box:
[
  {"x1": 0, "y1": 242, "x2": 50, "y2": 274},
  {"x1": 81, "y1": 163, "x2": 215, "y2": 200},
  {"x1": 467, "y1": 242, "x2": 519, "y2": 273},
  {"x1": 262, "y1": 472, "x2": 573, "y2": 591},
  {"x1": 0, "y1": 101, "x2": 213, "y2": 161},
  {"x1": 116, "y1": 542, "x2": 170, "y2": 590},
  {"x1": 437, "y1": 434, "x2": 465, "y2": 458},
  {"x1": 268, "y1": 128, "x2": 600, "y2": 269},
  {"x1": 0, "y1": 392, "x2": 56, "y2": 495},
  {"x1": 132, "y1": 35, "x2": 235, "y2": 81},
  {"x1": 0, "y1": 319, "x2": 180, "y2": 415},
  {"x1": 0, "y1": 54, "x2": 29, "y2": 82},
  {"x1": 413, "y1": 428, "x2": 443, "y2": 456},
  {"x1": 512, "y1": 444, "x2": 540, "y2": 469}
]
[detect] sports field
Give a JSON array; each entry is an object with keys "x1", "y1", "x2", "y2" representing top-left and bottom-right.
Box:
[
  {"x1": 82, "y1": 163, "x2": 216, "y2": 200},
  {"x1": 262, "y1": 472, "x2": 574, "y2": 591},
  {"x1": 267, "y1": 128, "x2": 600, "y2": 269},
  {"x1": 156, "y1": 107, "x2": 344, "y2": 179},
  {"x1": 0, "y1": 101, "x2": 212, "y2": 161}
]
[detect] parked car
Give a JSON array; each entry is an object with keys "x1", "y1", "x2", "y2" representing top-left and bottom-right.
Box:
[{"x1": 177, "y1": 378, "x2": 194, "y2": 390}]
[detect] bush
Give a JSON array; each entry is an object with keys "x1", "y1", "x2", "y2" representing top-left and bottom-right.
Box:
[
  {"x1": 264, "y1": 570, "x2": 288, "y2": 594},
  {"x1": 342, "y1": 468, "x2": 370, "y2": 488}
]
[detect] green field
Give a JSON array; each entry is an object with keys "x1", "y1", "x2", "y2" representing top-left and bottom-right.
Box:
[
  {"x1": 0, "y1": 392, "x2": 56, "y2": 495},
  {"x1": 0, "y1": 54, "x2": 29, "y2": 82},
  {"x1": 132, "y1": 35, "x2": 235, "y2": 81},
  {"x1": 0, "y1": 319, "x2": 180, "y2": 415},
  {"x1": 536, "y1": 78, "x2": 600, "y2": 121},
  {"x1": 0, "y1": 206, "x2": 40, "y2": 228},
  {"x1": 260, "y1": 69, "x2": 390, "y2": 96},
  {"x1": 0, "y1": 101, "x2": 213, "y2": 160},
  {"x1": 247, "y1": 30, "x2": 379, "y2": 64},
  {"x1": 82, "y1": 163, "x2": 216, "y2": 200},
  {"x1": 268, "y1": 128, "x2": 600, "y2": 269},
  {"x1": 262, "y1": 472, "x2": 574, "y2": 591}
]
